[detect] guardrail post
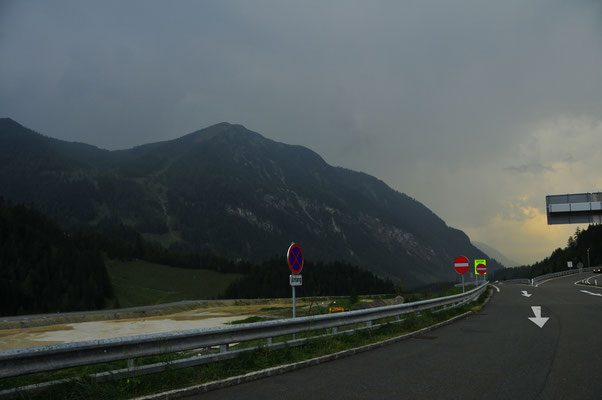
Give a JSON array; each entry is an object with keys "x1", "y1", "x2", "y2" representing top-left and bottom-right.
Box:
[
  {"x1": 266, "y1": 337, "x2": 272, "y2": 346},
  {"x1": 332, "y1": 327, "x2": 338, "y2": 334},
  {"x1": 366, "y1": 320, "x2": 372, "y2": 328},
  {"x1": 220, "y1": 344, "x2": 229, "y2": 353},
  {"x1": 395, "y1": 316, "x2": 401, "y2": 322},
  {"x1": 127, "y1": 358, "x2": 137, "y2": 371}
]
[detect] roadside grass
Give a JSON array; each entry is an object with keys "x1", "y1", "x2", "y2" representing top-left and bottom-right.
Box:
[
  {"x1": 106, "y1": 259, "x2": 242, "y2": 307},
  {"x1": 3, "y1": 288, "x2": 492, "y2": 400},
  {"x1": 402, "y1": 285, "x2": 466, "y2": 303}
]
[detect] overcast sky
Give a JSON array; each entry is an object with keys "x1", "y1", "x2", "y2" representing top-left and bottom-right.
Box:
[{"x1": 2, "y1": 0, "x2": 602, "y2": 265}]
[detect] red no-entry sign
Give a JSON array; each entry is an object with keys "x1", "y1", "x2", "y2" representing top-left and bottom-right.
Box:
[
  {"x1": 476, "y1": 263, "x2": 487, "y2": 274},
  {"x1": 454, "y1": 256, "x2": 469, "y2": 274}
]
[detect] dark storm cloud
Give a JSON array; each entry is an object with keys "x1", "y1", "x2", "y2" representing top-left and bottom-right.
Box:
[{"x1": 1, "y1": 0, "x2": 602, "y2": 264}]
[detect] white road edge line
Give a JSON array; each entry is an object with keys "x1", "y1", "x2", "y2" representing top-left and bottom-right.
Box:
[
  {"x1": 489, "y1": 284, "x2": 500, "y2": 293},
  {"x1": 574, "y1": 274, "x2": 599, "y2": 286},
  {"x1": 536, "y1": 274, "x2": 583, "y2": 287},
  {"x1": 579, "y1": 289, "x2": 602, "y2": 297}
]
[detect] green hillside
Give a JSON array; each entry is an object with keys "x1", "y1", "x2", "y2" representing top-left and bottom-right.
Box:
[{"x1": 106, "y1": 259, "x2": 242, "y2": 308}]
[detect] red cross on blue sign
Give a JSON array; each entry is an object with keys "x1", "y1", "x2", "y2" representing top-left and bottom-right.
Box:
[{"x1": 287, "y1": 243, "x2": 304, "y2": 274}]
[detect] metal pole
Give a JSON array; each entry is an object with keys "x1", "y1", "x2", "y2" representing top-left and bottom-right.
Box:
[
  {"x1": 292, "y1": 286, "x2": 297, "y2": 340},
  {"x1": 292, "y1": 286, "x2": 296, "y2": 319},
  {"x1": 587, "y1": 248, "x2": 590, "y2": 269},
  {"x1": 462, "y1": 275, "x2": 465, "y2": 293}
]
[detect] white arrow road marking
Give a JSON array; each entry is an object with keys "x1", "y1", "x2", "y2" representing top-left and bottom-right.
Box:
[
  {"x1": 521, "y1": 291, "x2": 532, "y2": 297},
  {"x1": 580, "y1": 290, "x2": 602, "y2": 297},
  {"x1": 528, "y1": 306, "x2": 549, "y2": 328}
]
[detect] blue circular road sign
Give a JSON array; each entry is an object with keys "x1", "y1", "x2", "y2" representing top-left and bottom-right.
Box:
[{"x1": 287, "y1": 243, "x2": 304, "y2": 274}]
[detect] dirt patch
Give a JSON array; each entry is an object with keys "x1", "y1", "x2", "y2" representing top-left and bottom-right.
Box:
[
  {"x1": 0, "y1": 324, "x2": 74, "y2": 337},
  {"x1": 0, "y1": 297, "x2": 357, "y2": 350},
  {"x1": 0, "y1": 315, "x2": 249, "y2": 350},
  {"x1": 0, "y1": 300, "x2": 298, "y2": 350}
]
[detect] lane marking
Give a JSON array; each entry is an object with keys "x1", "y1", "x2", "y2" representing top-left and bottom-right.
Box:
[
  {"x1": 489, "y1": 284, "x2": 500, "y2": 292},
  {"x1": 528, "y1": 306, "x2": 549, "y2": 328},
  {"x1": 574, "y1": 274, "x2": 600, "y2": 286},
  {"x1": 535, "y1": 276, "x2": 563, "y2": 287},
  {"x1": 580, "y1": 290, "x2": 602, "y2": 297}
]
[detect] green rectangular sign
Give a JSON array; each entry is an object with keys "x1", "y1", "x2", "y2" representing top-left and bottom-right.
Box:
[{"x1": 474, "y1": 259, "x2": 487, "y2": 275}]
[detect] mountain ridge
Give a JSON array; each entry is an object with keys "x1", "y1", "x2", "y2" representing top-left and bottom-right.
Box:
[
  {"x1": 0, "y1": 118, "x2": 501, "y2": 287},
  {"x1": 472, "y1": 241, "x2": 519, "y2": 268}
]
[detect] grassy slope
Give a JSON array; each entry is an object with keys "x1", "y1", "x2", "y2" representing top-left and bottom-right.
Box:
[{"x1": 105, "y1": 260, "x2": 242, "y2": 307}]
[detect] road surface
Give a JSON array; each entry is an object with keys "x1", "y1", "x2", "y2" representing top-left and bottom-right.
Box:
[{"x1": 184, "y1": 273, "x2": 602, "y2": 400}]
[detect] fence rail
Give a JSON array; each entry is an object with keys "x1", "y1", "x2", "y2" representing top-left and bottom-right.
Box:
[
  {"x1": 497, "y1": 278, "x2": 531, "y2": 285},
  {"x1": 532, "y1": 267, "x2": 595, "y2": 284},
  {"x1": 497, "y1": 268, "x2": 596, "y2": 285},
  {"x1": 0, "y1": 283, "x2": 488, "y2": 380}
]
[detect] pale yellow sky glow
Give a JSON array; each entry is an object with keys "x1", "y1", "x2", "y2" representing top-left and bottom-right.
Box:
[{"x1": 460, "y1": 117, "x2": 602, "y2": 265}]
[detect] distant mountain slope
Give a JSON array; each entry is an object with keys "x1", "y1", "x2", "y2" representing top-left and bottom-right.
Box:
[
  {"x1": 0, "y1": 118, "x2": 501, "y2": 287},
  {"x1": 472, "y1": 241, "x2": 519, "y2": 268}
]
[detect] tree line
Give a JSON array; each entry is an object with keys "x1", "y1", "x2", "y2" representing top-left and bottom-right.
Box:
[
  {"x1": 222, "y1": 258, "x2": 396, "y2": 299},
  {"x1": 492, "y1": 225, "x2": 601, "y2": 281},
  {"x1": 0, "y1": 198, "x2": 112, "y2": 316},
  {"x1": 1, "y1": 198, "x2": 395, "y2": 316}
]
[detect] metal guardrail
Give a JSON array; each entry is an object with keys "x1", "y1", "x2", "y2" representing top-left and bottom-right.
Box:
[
  {"x1": 497, "y1": 279, "x2": 531, "y2": 285},
  {"x1": 497, "y1": 268, "x2": 596, "y2": 285},
  {"x1": 0, "y1": 283, "x2": 488, "y2": 380},
  {"x1": 532, "y1": 268, "x2": 595, "y2": 284}
]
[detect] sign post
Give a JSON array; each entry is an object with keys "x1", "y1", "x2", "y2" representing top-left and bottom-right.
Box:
[
  {"x1": 287, "y1": 243, "x2": 304, "y2": 320},
  {"x1": 454, "y1": 256, "x2": 470, "y2": 292}
]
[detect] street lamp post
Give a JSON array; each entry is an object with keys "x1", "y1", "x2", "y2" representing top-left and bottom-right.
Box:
[{"x1": 587, "y1": 248, "x2": 591, "y2": 269}]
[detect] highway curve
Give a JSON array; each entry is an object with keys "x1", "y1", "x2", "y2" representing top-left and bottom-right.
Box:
[{"x1": 183, "y1": 272, "x2": 602, "y2": 400}]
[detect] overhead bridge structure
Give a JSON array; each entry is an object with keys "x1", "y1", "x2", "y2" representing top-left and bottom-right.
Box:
[{"x1": 546, "y1": 192, "x2": 602, "y2": 225}]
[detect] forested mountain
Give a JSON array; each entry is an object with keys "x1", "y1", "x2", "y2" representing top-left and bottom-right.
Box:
[
  {"x1": 0, "y1": 118, "x2": 501, "y2": 287},
  {"x1": 0, "y1": 199, "x2": 395, "y2": 315},
  {"x1": 0, "y1": 198, "x2": 113, "y2": 316},
  {"x1": 493, "y1": 225, "x2": 602, "y2": 281}
]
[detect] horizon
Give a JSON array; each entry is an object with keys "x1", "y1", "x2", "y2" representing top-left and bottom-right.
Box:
[{"x1": 1, "y1": 115, "x2": 587, "y2": 269}]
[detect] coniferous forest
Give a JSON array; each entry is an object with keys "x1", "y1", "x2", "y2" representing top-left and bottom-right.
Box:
[
  {"x1": 0, "y1": 198, "x2": 113, "y2": 316},
  {"x1": 0, "y1": 198, "x2": 396, "y2": 316},
  {"x1": 492, "y1": 224, "x2": 602, "y2": 281}
]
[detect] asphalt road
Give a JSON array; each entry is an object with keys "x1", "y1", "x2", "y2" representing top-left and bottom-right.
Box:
[{"x1": 184, "y1": 272, "x2": 602, "y2": 400}]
